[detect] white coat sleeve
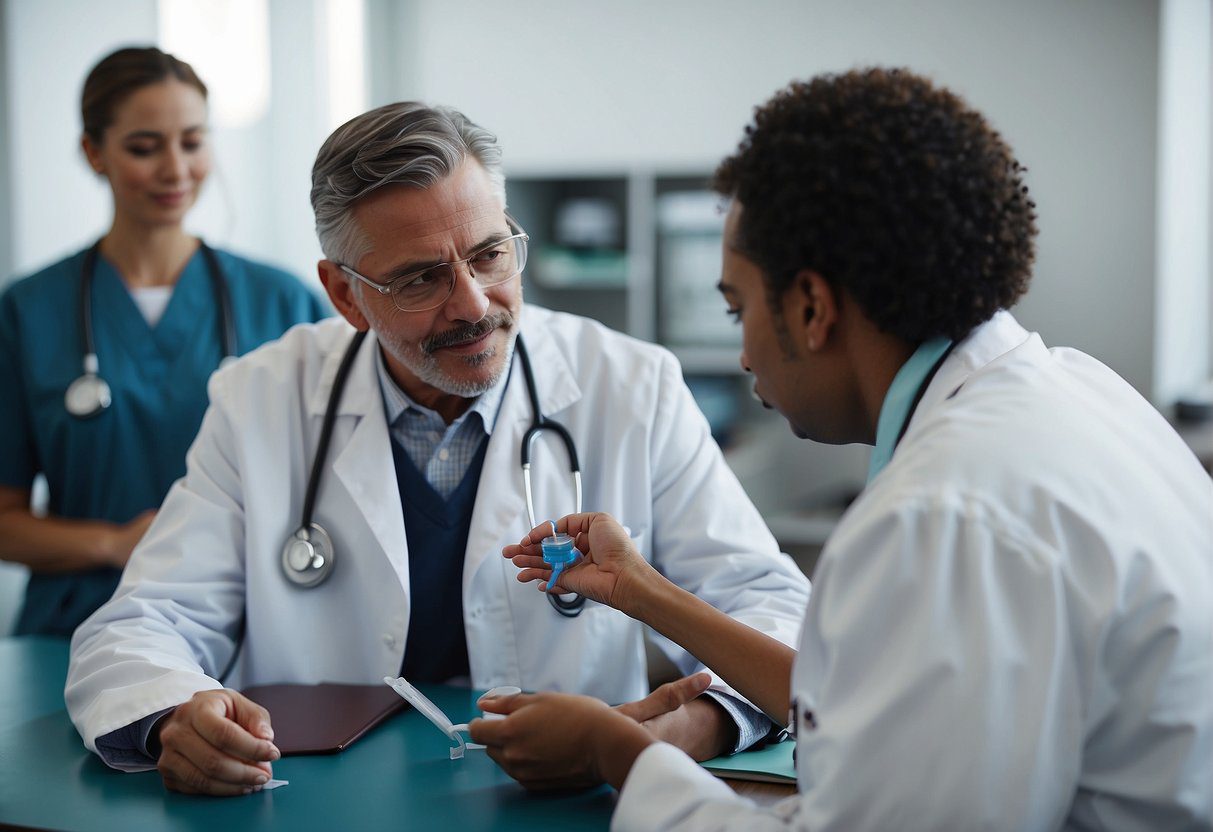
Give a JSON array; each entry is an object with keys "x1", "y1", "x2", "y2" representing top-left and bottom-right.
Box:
[
  {"x1": 611, "y1": 491, "x2": 1084, "y2": 832},
  {"x1": 646, "y1": 352, "x2": 810, "y2": 673},
  {"x1": 613, "y1": 743, "x2": 803, "y2": 832},
  {"x1": 65, "y1": 370, "x2": 247, "y2": 769}
]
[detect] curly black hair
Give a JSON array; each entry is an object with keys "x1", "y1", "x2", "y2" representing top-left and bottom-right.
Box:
[{"x1": 714, "y1": 67, "x2": 1037, "y2": 343}]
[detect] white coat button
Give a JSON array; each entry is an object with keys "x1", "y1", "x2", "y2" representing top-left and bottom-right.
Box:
[
  {"x1": 437, "y1": 448, "x2": 450, "y2": 461},
  {"x1": 383, "y1": 633, "x2": 397, "y2": 647}
]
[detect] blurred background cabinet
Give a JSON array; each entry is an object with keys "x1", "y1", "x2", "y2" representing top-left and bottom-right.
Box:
[{"x1": 507, "y1": 171, "x2": 746, "y2": 435}]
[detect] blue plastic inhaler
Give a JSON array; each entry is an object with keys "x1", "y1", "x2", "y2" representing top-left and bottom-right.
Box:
[{"x1": 540, "y1": 521, "x2": 578, "y2": 594}]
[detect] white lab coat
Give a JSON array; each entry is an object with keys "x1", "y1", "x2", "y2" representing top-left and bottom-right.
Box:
[
  {"x1": 613, "y1": 312, "x2": 1213, "y2": 832},
  {"x1": 66, "y1": 305, "x2": 810, "y2": 766}
]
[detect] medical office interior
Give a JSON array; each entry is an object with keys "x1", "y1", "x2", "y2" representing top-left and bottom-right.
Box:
[{"x1": 0, "y1": 0, "x2": 1210, "y2": 638}]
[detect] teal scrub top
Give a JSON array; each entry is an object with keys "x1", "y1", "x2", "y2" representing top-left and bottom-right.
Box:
[{"x1": 0, "y1": 245, "x2": 330, "y2": 636}]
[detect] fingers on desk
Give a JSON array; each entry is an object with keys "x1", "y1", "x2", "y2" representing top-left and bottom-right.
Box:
[
  {"x1": 158, "y1": 745, "x2": 270, "y2": 796},
  {"x1": 157, "y1": 695, "x2": 280, "y2": 796},
  {"x1": 224, "y1": 691, "x2": 277, "y2": 743},
  {"x1": 193, "y1": 706, "x2": 280, "y2": 763}
]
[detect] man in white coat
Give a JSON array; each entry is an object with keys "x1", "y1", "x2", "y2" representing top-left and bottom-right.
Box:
[
  {"x1": 473, "y1": 69, "x2": 1213, "y2": 830},
  {"x1": 65, "y1": 102, "x2": 810, "y2": 796}
]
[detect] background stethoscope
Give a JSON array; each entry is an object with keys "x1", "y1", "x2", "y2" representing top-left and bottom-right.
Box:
[
  {"x1": 282, "y1": 331, "x2": 588, "y2": 617},
  {"x1": 65, "y1": 239, "x2": 236, "y2": 419}
]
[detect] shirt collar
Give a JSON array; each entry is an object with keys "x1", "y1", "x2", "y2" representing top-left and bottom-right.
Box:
[
  {"x1": 373, "y1": 344, "x2": 509, "y2": 436},
  {"x1": 866, "y1": 336, "x2": 953, "y2": 483}
]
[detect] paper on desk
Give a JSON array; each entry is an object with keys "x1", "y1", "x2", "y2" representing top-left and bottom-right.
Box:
[{"x1": 263, "y1": 779, "x2": 289, "y2": 790}]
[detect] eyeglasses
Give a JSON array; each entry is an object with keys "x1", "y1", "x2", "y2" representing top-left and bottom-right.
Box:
[{"x1": 339, "y1": 230, "x2": 529, "y2": 312}]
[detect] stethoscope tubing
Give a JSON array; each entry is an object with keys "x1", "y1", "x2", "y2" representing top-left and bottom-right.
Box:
[
  {"x1": 514, "y1": 336, "x2": 586, "y2": 617},
  {"x1": 301, "y1": 329, "x2": 368, "y2": 529},
  {"x1": 71, "y1": 239, "x2": 236, "y2": 418}
]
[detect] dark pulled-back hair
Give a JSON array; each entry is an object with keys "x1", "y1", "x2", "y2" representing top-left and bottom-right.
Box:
[
  {"x1": 81, "y1": 46, "x2": 207, "y2": 144},
  {"x1": 714, "y1": 67, "x2": 1037, "y2": 343}
]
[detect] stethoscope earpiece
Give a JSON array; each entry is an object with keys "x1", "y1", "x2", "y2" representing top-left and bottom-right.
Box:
[{"x1": 281, "y1": 523, "x2": 336, "y2": 588}]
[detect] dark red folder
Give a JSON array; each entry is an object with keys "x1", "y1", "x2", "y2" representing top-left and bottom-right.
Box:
[{"x1": 241, "y1": 683, "x2": 408, "y2": 755}]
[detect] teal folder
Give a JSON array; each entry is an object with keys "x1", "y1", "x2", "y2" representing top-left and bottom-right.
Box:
[{"x1": 701, "y1": 739, "x2": 796, "y2": 784}]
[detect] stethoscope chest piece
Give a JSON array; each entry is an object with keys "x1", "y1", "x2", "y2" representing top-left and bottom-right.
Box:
[
  {"x1": 281, "y1": 522, "x2": 335, "y2": 588},
  {"x1": 64, "y1": 369, "x2": 112, "y2": 419}
]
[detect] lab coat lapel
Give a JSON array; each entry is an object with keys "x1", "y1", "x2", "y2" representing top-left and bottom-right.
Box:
[
  {"x1": 322, "y1": 330, "x2": 411, "y2": 588},
  {"x1": 462, "y1": 310, "x2": 581, "y2": 596}
]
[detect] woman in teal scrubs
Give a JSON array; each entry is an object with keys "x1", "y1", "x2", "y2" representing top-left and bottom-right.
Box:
[{"x1": 0, "y1": 47, "x2": 328, "y2": 636}]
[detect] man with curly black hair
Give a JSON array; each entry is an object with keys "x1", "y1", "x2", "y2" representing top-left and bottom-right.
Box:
[{"x1": 475, "y1": 68, "x2": 1212, "y2": 830}]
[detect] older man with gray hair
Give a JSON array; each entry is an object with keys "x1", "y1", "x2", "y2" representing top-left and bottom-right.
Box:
[{"x1": 66, "y1": 102, "x2": 810, "y2": 796}]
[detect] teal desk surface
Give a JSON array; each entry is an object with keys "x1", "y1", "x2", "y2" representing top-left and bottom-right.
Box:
[{"x1": 0, "y1": 637, "x2": 616, "y2": 831}]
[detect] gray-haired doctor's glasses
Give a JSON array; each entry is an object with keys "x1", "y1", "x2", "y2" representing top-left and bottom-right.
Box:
[{"x1": 338, "y1": 230, "x2": 530, "y2": 312}]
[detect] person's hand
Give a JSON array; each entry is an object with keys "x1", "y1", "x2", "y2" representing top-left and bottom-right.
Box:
[
  {"x1": 154, "y1": 689, "x2": 280, "y2": 796},
  {"x1": 104, "y1": 509, "x2": 156, "y2": 567},
  {"x1": 471, "y1": 692, "x2": 654, "y2": 792},
  {"x1": 501, "y1": 512, "x2": 660, "y2": 615},
  {"x1": 615, "y1": 673, "x2": 733, "y2": 761}
]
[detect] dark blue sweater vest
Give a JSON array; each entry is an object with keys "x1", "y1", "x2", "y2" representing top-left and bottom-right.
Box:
[{"x1": 391, "y1": 434, "x2": 489, "y2": 683}]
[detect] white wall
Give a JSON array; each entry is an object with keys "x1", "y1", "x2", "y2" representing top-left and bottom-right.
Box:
[
  {"x1": 381, "y1": 0, "x2": 1162, "y2": 399},
  {"x1": 1154, "y1": 0, "x2": 1212, "y2": 406},
  {"x1": 0, "y1": 0, "x2": 341, "y2": 289},
  {"x1": 3, "y1": 0, "x2": 158, "y2": 278}
]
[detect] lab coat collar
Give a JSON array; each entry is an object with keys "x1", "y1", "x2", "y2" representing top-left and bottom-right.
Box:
[
  {"x1": 307, "y1": 323, "x2": 380, "y2": 419},
  {"x1": 914, "y1": 310, "x2": 1035, "y2": 421},
  {"x1": 515, "y1": 305, "x2": 582, "y2": 417}
]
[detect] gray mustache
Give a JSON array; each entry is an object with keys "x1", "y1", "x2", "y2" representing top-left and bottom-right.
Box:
[{"x1": 422, "y1": 312, "x2": 514, "y2": 353}]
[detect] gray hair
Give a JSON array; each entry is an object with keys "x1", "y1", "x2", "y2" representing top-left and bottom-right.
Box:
[{"x1": 310, "y1": 101, "x2": 506, "y2": 265}]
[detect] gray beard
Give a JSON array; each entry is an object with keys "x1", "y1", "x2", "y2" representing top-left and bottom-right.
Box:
[
  {"x1": 410, "y1": 334, "x2": 515, "y2": 397},
  {"x1": 382, "y1": 316, "x2": 517, "y2": 398}
]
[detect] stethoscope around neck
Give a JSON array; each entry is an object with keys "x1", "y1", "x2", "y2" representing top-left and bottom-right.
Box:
[
  {"x1": 64, "y1": 239, "x2": 236, "y2": 419},
  {"x1": 281, "y1": 331, "x2": 588, "y2": 618}
]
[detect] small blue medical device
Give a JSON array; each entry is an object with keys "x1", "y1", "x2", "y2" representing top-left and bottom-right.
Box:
[{"x1": 540, "y1": 532, "x2": 579, "y2": 596}]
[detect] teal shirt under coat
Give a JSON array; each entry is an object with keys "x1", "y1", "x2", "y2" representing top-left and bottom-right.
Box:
[{"x1": 0, "y1": 245, "x2": 330, "y2": 636}]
